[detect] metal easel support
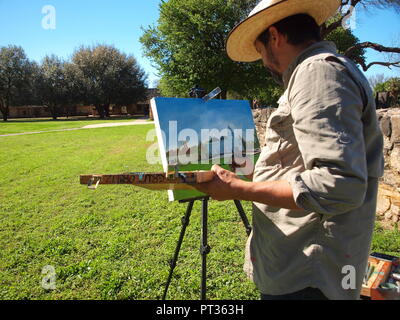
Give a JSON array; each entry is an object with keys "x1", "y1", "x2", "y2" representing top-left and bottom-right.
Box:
[
  {"x1": 162, "y1": 197, "x2": 251, "y2": 300},
  {"x1": 200, "y1": 197, "x2": 210, "y2": 300},
  {"x1": 162, "y1": 199, "x2": 194, "y2": 300}
]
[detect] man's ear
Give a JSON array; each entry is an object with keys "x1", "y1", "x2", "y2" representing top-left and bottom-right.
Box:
[{"x1": 268, "y1": 26, "x2": 282, "y2": 49}]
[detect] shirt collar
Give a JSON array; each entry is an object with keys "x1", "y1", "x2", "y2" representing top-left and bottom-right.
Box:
[{"x1": 282, "y1": 41, "x2": 338, "y2": 89}]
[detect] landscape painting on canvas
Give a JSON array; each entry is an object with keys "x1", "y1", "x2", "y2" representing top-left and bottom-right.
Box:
[{"x1": 151, "y1": 97, "x2": 260, "y2": 201}]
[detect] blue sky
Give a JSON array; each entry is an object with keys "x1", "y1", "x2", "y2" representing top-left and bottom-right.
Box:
[
  {"x1": 350, "y1": 5, "x2": 400, "y2": 78},
  {"x1": 0, "y1": 0, "x2": 399, "y2": 87}
]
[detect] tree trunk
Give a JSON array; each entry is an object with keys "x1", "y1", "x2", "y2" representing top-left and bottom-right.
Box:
[
  {"x1": 52, "y1": 108, "x2": 58, "y2": 120},
  {"x1": 0, "y1": 100, "x2": 9, "y2": 121},
  {"x1": 65, "y1": 105, "x2": 70, "y2": 119},
  {"x1": 2, "y1": 111, "x2": 8, "y2": 121},
  {"x1": 95, "y1": 105, "x2": 105, "y2": 119},
  {"x1": 103, "y1": 104, "x2": 110, "y2": 118},
  {"x1": 48, "y1": 104, "x2": 58, "y2": 120}
]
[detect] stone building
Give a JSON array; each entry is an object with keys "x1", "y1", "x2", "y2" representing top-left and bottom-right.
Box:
[
  {"x1": 4, "y1": 88, "x2": 161, "y2": 119},
  {"x1": 9, "y1": 105, "x2": 51, "y2": 118}
]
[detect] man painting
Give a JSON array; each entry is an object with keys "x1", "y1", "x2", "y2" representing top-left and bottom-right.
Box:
[{"x1": 195, "y1": 0, "x2": 384, "y2": 300}]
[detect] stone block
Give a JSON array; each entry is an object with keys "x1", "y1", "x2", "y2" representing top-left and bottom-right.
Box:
[
  {"x1": 377, "y1": 196, "x2": 391, "y2": 216},
  {"x1": 391, "y1": 115, "x2": 400, "y2": 143},
  {"x1": 380, "y1": 116, "x2": 392, "y2": 137},
  {"x1": 382, "y1": 170, "x2": 400, "y2": 189},
  {"x1": 392, "y1": 201, "x2": 400, "y2": 216},
  {"x1": 385, "y1": 211, "x2": 393, "y2": 220},
  {"x1": 384, "y1": 136, "x2": 393, "y2": 151},
  {"x1": 390, "y1": 144, "x2": 400, "y2": 172}
]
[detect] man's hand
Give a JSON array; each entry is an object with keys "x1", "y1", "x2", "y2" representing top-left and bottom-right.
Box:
[
  {"x1": 229, "y1": 156, "x2": 254, "y2": 180},
  {"x1": 194, "y1": 165, "x2": 246, "y2": 201}
]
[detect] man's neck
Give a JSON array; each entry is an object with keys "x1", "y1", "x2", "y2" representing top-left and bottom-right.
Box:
[{"x1": 281, "y1": 40, "x2": 317, "y2": 74}]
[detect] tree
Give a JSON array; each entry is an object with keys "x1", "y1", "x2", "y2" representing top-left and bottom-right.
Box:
[
  {"x1": 34, "y1": 55, "x2": 68, "y2": 120},
  {"x1": 321, "y1": 0, "x2": 400, "y2": 71},
  {"x1": 141, "y1": 0, "x2": 262, "y2": 99},
  {"x1": 34, "y1": 56, "x2": 87, "y2": 120},
  {"x1": 71, "y1": 45, "x2": 147, "y2": 119},
  {"x1": 140, "y1": 0, "x2": 367, "y2": 106},
  {"x1": 325, "y1": 22, "x2": 366, "y2": 62},
  {"x1": 368, "y1": 73, "x2": 389, "y2": 92},
  {"x1": 0, "y1": 45, "x2": 34, "y2": 121},
  {"x1": 375, "y1": 77, "x2": 400, "y2": 106},
  {"x1": 61, "y1": 62, "x2": 86, "y2": 118}
]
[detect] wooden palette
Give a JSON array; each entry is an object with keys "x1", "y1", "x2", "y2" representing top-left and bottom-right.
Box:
[{"x1": 80, "y1": 171, "x2": 214, "y2": 191}]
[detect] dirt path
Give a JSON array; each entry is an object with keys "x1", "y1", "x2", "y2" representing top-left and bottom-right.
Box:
[
  {"x1": 0, "y1": 120, "x2": 154, "y2": 137},
  {"x1": 82, "y1": 120, "x2": 151, "y2": 129}
]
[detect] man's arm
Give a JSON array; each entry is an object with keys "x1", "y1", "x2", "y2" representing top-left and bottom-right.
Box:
[
  {"x1": 194, "y1": 164, "x2": 301, "y2": 210},
  {"x1": 287, "y1": 58, "x2": 369, "y2": 215}
]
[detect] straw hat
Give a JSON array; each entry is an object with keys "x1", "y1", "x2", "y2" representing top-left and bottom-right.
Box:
[{"x1": 226, "y1": 0, "x2": 341, "y2": 62}]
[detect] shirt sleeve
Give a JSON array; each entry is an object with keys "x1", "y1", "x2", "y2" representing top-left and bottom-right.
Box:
[{"x1": 287, "y1": 58, "x2": 368, "y2": 216}]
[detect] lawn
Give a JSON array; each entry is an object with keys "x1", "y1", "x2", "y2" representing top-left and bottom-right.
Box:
[
  {"x1": 0, "y1": 121, "x2": 399, "y2": 300},
  {"x1": 0, "y1": 116, "x2": 147, "y2": 135},
  {"x1": 0, "y1": 122, "x2": 258, "y2": 300}
]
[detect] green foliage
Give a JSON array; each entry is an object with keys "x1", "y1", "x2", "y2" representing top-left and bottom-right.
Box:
[
  {"x1": 325, "y1": 26, "x2": 366, "y2": 64},
  {"x1": 34, "y1": 56, "x2": 77, "y2": 119},
  {"x1": 374, "y1": 77, "x2": 400, "y2": 93},
  {"x1": 0, "y1": 44, "x2": 148, "y2": 121},
  {"x1": 323, "y1": 12, "x2": 366, "y2": 65},
  {"x1": 375, "y1": 82, "x2": 388, "y2": 93},
  {"x1": 374, "y1": 77, "x2": 400, "y2": 105},
  {"x1": 385, "y1": 77, "x2": 400, "y2": 93},
  {"x1": 72, "y1": 45, "x2": 148, "y2": 118},
  {"x1": 140, "y1": 0, "x2": 263, "y2": 98},
  {"x1": 0, "y1": 46, "x2": 35, "y2": 121},
  {"x1": 141, "y1": 0, "x2": 368, "y2": 107}
]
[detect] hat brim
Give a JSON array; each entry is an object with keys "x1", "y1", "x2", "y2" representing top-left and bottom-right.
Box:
[{"x1": 226, "y1": 0, "x2": 341, "y2": 62}]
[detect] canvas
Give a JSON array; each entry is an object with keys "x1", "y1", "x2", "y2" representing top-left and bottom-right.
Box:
[{"x1": 151, "y1": 97, "x2": 260, "y2": 201}]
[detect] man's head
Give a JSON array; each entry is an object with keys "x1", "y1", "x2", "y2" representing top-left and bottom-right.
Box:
[
  {"x1": 226, "y1": 0, "x2": 340, "y2": 63},
  {"x1": 254, "y1": 14, "x2": 321, "y2": 76}
]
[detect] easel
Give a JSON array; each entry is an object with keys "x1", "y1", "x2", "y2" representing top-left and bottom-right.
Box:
[
  {"x1": 162, "y1": 196, "x2": 252, "y2": 300},
  {"x1": 81, "y1": 86, "x2": 255, "y2": 300},
  {"x1": 161, "y1": 85, "x2": 253, "y2": 300}
]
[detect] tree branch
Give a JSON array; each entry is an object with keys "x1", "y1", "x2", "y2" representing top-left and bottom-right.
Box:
[
  {"x1": 352, "y1": 56, "x2": 400, "y2": 71},
  {"x1": 321, "y1": 0, "x2": 362, "y2": 38},
  {"x1": 345, "y1": 41, "x2": 400, "y2": 57}
]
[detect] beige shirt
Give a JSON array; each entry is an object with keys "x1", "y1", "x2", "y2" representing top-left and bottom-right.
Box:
[{"x1": 245, "y1": 41, "x2": 384, "y2": 300}]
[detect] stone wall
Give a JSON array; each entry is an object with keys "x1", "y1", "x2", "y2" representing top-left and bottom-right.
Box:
[
  {"x1": 253, "y1": 107, "x2": 400, "y2": 230},
  {"x1": 252, "y1": 107, "x2": 275, "y2": 147},
  {"x1": 377, "y1": 108, "x2": 400, "y2": 229}
]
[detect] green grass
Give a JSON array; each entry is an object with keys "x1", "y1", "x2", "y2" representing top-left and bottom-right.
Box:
[
  {"x1": 0, "y1": 120, "x2": 398, "y2": 300},
  {"x1": 0, "y1": 123, "x2": 258, "y2": 300},
  {"x1": 371, "y1": 223, "x2": 400, "y2": 257},
  {"x1": 0, "y1": 116, "x2": 147, "y2": 135}
]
